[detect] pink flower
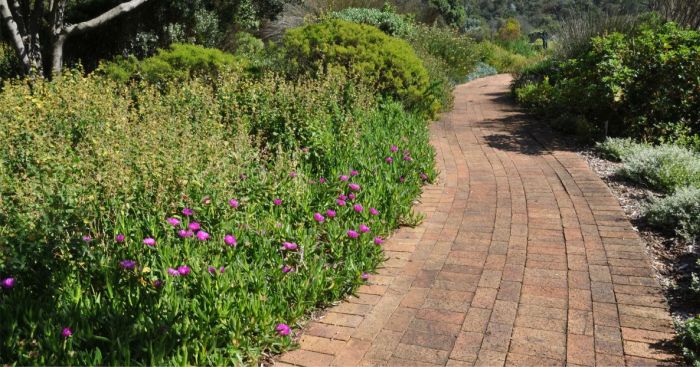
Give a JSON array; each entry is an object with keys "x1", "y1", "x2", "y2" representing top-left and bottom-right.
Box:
[
  {"x1": 177, "y1": 265, "x2": 191, "y2": 275},
  {"x1": 219, "y1": 266, "x2": 225, "y2": 273},
  {"x1": 168, "y1": 268, "x2": 179, "y2": 276},
  {"x1": 339, "y1": 175, "x2": 349, "y2": 181},
  {"x1": 282, "y1": 265, "x2": 293, "y2": 273},
  {"x1": 420, "y1": 173, "x2": 429, "y2": 181},
  {"x1": 348, "y1": 193, "x2": 356, "y2": 200},
  {"x1": 119, "y1": 260, "x2": 136, "y2": 270},
  {"x1": 167, "y1": 217, "x2": 181, "y2": 227},
  {"x1": 403, "y1": 156, "x2": 413, "y2": 161},
  {"x1": 313, "y1": 213, "x2": 325, "y2": 223},
  {"x1": 61, "y1": 327, "x2": 73, "y2": 338},
  {"x1": 188, "y1": 222, "x2": 201, "y2": 231},
  {"x1": 1, "y1": 277, "x2": 15, "y2": 289},
  {"x1": 182, "y1": 208, "x2": 194, "y2": 216},
  {"x1": 228, "y1": 199, "x2": 239, "y2": 208},
  {"x1": 202, "y1": 196, "x2": 212, "y2": 205},
  {"x1": 385, "y1": 157, "x2": 394, "y2": 164},
  {"x1": 361, "y1": 273, "x2": 370, "y2": 280},
  {"x1": 178, "y1": 229, "x2": 194, "y2": 238},
  {"x1": 359, "y1": 224, "x2": 370, "y2": 233},
  {"x1": 224, "y1": 234, "x2": 237, "y2": 246},
  {"x1": 326, "y1": 210, "x2": 337, "y2": 218},
  {"x1": 399, "y1": 176, "x2": 406, "y2": 183},
  {"x1": 347, "y1": 230, "x2": 359, "y2": 239},
  {"x1": 153, "y1": 279, "x2": 164, "y2": 288},
  {"x1": 348, "y1": 183, "x2": 361, "y2": 191},
  {"x1": 273, "y1": 199, "x2": 283, "y2": 206},
  {"x1": 115, "y1": 234, "x2": 125, "y2": 243},
  {"x1": 353, "y1": 204, "x2": 364, "y2": 213},
  {"x1": 339, "y1": 194, "x2": 348, "y2": 200},
  {"x1": 390, "y1": 145, "x2": 399, "y2": 152},
  {"x1": 143, "y1": 238, "x2": 156, "y2": 246},
  {"x1": 197, "y1": 231, "x2": 210, "y2": 241},
  {"x1": 82, "y1": 235, "x2": 92, "y2": 242},
  {"x1": 319, "y1": 177, "x2": 327, "y2": 184},
  {"x1": 374, "y1": 237, "x2": 384, "y2": 245},
  {"x1": 350, "y1": 170, "x2": 359, "y2": 176},
  {"x1": 337, "y1": 199, "x2": 346, "y2": 206},
  {"x1": 276, "y1": 323, "x2": 291, "y2": 336},
  {"x1": 282, "y1": 242, "x2": 298, "y2": 251},
  {"x1": 289, "y1": 171, "x2": 297, "y2": 178},
  {"x1": 369, "y1": 208, "x2": 379, "y2": 216},
  {"x1": 208, "y1": 266, "x2": 217, "y2": 275}
]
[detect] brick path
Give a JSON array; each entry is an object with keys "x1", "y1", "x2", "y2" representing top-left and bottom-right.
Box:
[{"x1": 277, "y1": 75, "x2": 678, "y2": 367}]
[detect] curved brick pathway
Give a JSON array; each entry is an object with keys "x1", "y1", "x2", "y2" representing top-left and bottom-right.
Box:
[{"x1": 277, "y1": 75, "x2": 677, "y2": 367}]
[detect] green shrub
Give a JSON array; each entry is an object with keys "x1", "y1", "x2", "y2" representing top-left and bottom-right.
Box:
[
  {"x1": 282, "y1": 19, "x2": 434, "y2": 114},
  {"x1": 465, "y1": 62, "x2": 498, "y2": 82},
  {"x1": 100, "y1": 43, "x2": 244, "y2": 83},
  {"x1": 0, "y1": 70, "x2": 436, "y2": 364},
  {"x1": 407, "y1": 24, "x2": 480, "y2": 82},
  {"x1": 595, "y1": 138, "x2": 648, "y2": 161},
  {"x1": 330, "y1": 7, "x2": 415, "y2": 37},
  {"x1": 618, "y1": 144, "x2": 700, "y2": 192},
  {"x1": 646, "y1": 187, "x2": 700, "y2": 241},
  {"x1": 680, "y1": 316, "x2": 700, "y2": 366},
  {"x1": 497, "y1": 18, "x2": 522, "y2": 41},
  {"x1": 514, "y1": 21, "x2": 700, "y2": 143},
  {"x1": 478, "y1": 41, "x2": 539, "y2": 74}
]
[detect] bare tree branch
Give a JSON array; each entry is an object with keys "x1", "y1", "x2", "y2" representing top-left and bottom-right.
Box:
[
  {"x1": 0, "y1": 0, "x2": 30, "y2": 73},
  {"x1": 61, "y1": 0, "x2": 151, "y2": 36}
]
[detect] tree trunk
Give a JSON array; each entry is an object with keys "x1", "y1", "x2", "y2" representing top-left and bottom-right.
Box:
[
  {"x1": 0, "y1": 0, "x2": 35, "y2": 75},
  {"x1": 51, "y1": 34, "x2": 66, "y2": 75}
]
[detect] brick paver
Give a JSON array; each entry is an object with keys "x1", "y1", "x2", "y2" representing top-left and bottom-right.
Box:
[{"x1": 276, "y1": 75, "x2": 678, "y2": 366}]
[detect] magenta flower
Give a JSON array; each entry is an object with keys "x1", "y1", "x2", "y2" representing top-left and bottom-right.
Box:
[
  {"x1": 177, "y1": 265, "x2": 191, "y2": 276},
  {"x1": 399, "y1": 176, "x2": 406, "y2": 183},
  {"x1": 273, "y1": 198, "x2": 283, "y2": 206},
  {"x1": 353, "y1": 204, "x2": 364, "y2": 213},
  {"x1": 339, "y1": 194, "x2": 348, "y2": 201},
  {"x1": 282, "y1": 242, "x2": 298, "y2": 251},
  {"x1": 219, "y1": 266, "x2": 225, "y2": 273},
  {"x1": 115, "y1": 234, "x2": 125, "y2": 243},
  {"x1": 361, "y1": 273, "x2": 370, "y2": 280},
  {"x1": 339, "y1": 175, "x2": 349, "y2": 181},
  {"x1": 369, "y1": 208, "x2": 379, "y2": 216},
  {"x1": 326, "y1": 209, "x2": 337, "y2": 218},
  {"x1": 153, "y1": 279, "x2": 164, "y2": 288},
  {"x1": 167, "y1": 268, "x2": 179, "y2": 277},
  {"x1": 182, "y1": 208, "x2": 194, "y2": 216},
  {"x1": 359, "y1": 224, "x2": 370, "y2": 233},
  {"x1": 224, "y1": 234, "x2": 237, "y2": 247},
  {"x1": 178, "y1": 229, "x2": 194, "y2": 238},
  {"x1": 336, "y1": 199, "x2": 346, "y2": 206},
  {"x1": 313, "y1": 213, "x2": 325, "y2": 223},
  {"x1": 208, "y1": 266, "x2": 217, "y2": 275},
  {"x1": 348, "y1": 183, "x2": 361, "y2": 191},
  {"x1": 403, "y1": 156, "x2": 413, "y2": 161},
  {"x1": 197, "y1": 231, "x2": 210, "y2": 241},
  {"x1": 420, "y1": 173, "x2": 429, "y2": 181},
  {"x1": 374, "y1": 237, "x2": 384, "y2": 245},
  {"x1": 390, "y1": 145, "x2": 399, "y2": 152},
  {"x1": 282, "y1": 265, "x2": 293, "y2": 273},
  {"x1": 228, "y1": 199, "x2": 240, "y2": 208},
  {"x1": 167, "y1": 217, "x2": 181, "y2": 227},
  {"x1": 319, "y1": 177, "x2": 327, "y2": 184},
  {"x1": 143, "y1": 238, "x2": 156, "y2": 247},
  {"x1": 1, "y1": 277, "x2": 15, "y2": 289},
  {"x1": 350, "y1": 170, "x2": 359, "y2": 176},
  {"x1": 188, "y1": 222, "x2": 201, "y2": 231},
  {"x1": 347, "y1": 230, "x2": 359, "y2": 239},
  {"x1": 82, "y1": 235, "x2": 92, "y2": 242},
  {"x1": 348, "y1": 193, "x2": 356, "y2": 200},
  {"x1": 120, "y1": 260, "x2": 136, "y2": 270},
  {"x1": 276, "y1": 323, "x2": 291, "y2": 336},
  {"x1": 61, "y1": 327, "x2": 73, "y2": 338},
  {"x1": 202, "y1": 196, "x2": 212, "y2": 205},
  {"x1": 385, "y1": 157, "x2": 394, "y2": 164}
]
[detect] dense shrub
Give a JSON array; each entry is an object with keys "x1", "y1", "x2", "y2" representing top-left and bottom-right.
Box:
[
  {"x1": 100, "y1": 43, "x2": 244, "y2": 83},
  {"x1": 513, "y1": 21, "x2": 700, "y2": 144},
  {"x1": 647, "y1": 187, "x2": 700, "y2": 241},
  {"x1": 497, "y1": 18, "x2": 522, "y2": 41},
  {"x1": 617, "y1": 144, "x2": 700, "y2": 193},
  {"x1": 478, "y1": 41, "x2": 540, "y2": 73},
  {"x1": 465, "y1": 62, "x2": 498, "y2": 82},
  {"x1": 681, "y1": 316, "x2": 700, "y2": 366},
  {"x1": 330, "y1": 7, "x2": 415, "y2": 37},
  {"x1": 0, "y1": 70, "x2": 436, "y2": 364},
  {"x1": 595, "y1": 137, "x2": 648, "y2": 161},
  {"x1": 406, "y1": 24, "x2": 480, "y2": 83},
  {"x1": 282, "y1": 19, "x2": 435, "y2": 114}
]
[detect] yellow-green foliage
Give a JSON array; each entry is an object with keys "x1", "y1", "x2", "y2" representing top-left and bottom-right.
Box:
[
  {"x1": 100, "y1": 43, "x2": 245, "y2": 83},
  {"x1": 478, "y1": 41, "x2": 543, "y2": 73},
  {"x1": 497, "y1": 18, "x2": 522, "y2": 41},
  {"x1": 282, "y1": 19, "x2": 433, "y2": 113}
]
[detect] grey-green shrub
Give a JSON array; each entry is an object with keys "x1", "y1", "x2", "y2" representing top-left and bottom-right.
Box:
[
  {"x1": 329, "y1": 7, "x2": 415, "y2": 37},
  {"x1": 595, "y1": 138, "x2": 648, "y2": 161},
  {"x1": 646, "y1": 186, "x2": 700, "y2": 241},
  {"x1": 618, "y1": 144, "x2": 700, "y2": 192}
]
